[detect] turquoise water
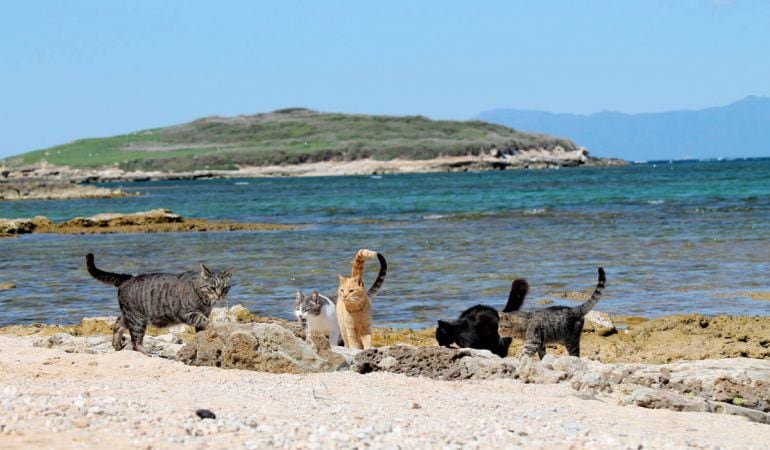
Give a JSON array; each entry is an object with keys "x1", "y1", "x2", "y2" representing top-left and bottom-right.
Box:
[{"x1": 1, "y1": 159, "x2": 769, "y2": 327}]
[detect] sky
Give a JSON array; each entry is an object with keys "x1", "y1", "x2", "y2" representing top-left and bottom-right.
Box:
[{"x1": 1, "y1": 0, "x2": 769, "y2": 159}]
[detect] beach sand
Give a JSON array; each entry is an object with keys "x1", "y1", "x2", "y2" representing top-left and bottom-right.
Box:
[{"x1": 1, "y1": 334, "x2": 768, "y2": 449}]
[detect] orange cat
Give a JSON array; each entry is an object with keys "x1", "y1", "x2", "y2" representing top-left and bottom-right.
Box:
[{"x1": 336, "y1": 249, "x2": 387, "y2": 349}]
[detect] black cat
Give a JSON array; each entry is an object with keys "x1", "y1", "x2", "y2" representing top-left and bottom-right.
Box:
[{"x1": 436, "y1": 304, "x2": 512, "y2": 358}]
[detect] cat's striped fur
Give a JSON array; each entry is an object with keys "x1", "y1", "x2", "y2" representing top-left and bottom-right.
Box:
[
  {"x1": 336, "y1": 249, "x2": 387, "y2": 349},
  {"x1": 86, "y1": 253, "x2": 233, "y2": 354},
  {"x1": 499, "y1": 267, "x2": 606, "y2": 358}
]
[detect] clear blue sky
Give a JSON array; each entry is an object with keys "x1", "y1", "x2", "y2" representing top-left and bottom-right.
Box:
[{"x1": 1, "y1": 0, "x2": 769, "y2": 158}]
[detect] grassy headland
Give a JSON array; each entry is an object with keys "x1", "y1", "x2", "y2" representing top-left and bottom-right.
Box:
[{"x1": 2, "y1": 108, "x2": 583, "y2": 172}]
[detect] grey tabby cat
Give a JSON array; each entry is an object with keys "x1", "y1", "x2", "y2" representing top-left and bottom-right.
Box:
[
  {"x1": 499, "y1": 267, "x2": 606, "y2": 358},
  {"x1": 86, "y1": 253, "x2": 233, "y2": 354}
]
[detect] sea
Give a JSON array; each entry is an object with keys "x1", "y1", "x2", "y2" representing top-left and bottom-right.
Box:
[{"x1": 1, "y1": 159, "x2": 769, "y2": 328}]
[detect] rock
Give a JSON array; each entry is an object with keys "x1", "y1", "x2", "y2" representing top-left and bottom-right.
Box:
[
  {"x1": 584, "y1": 310, "x2": 614, "y2": 329},
  {"x1": 350, "y1": 345, "x2": 517, "y2": 380},
  {"x1": 210, "y1": 304, "x2": 254, "y2": 323},
  {"x1": 622, "y1": 386, "x2": 770, "y2": 424},
  {"x1": 346, "y1": 343, "x2": 770, "y2": 423},
  {"x1": 195, "y1": 409, "x2": 216, "y2": 420},
  {"x1": 623, "y1": 386, "x2": 710, "y2": 412},
  {"x1": 33, "y1": 332, "x2": 183, "y2": 358},
  {"x1": 177, "y1": 323, "x2": 347, "y2": 374},
  {"x1": 60, "y1": 209, "x2": 182, "y2": 228},
  {"x1": 0, "y1": 283, "x2": 16, "y2": 291},
  {"x1": 0, "y1": 218, "x2": 36, "y2": 234},
  {"x1": 517, "y1": 355, "x2": 569, "y2": 384}
]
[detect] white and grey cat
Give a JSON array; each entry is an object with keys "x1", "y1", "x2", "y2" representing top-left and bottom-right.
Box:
[{"x1": 294, "y1": 290, "x2": 342, "y2": 346}]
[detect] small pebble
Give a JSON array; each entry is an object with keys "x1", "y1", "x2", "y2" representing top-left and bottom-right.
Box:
[{"x1": 195, "y1": 409, "x2": 216, "y2": 420}]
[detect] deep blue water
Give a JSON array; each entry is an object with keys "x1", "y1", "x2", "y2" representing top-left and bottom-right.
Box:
[{"x1": 1, "y1": 159, "x2": 769, "y2": 327}]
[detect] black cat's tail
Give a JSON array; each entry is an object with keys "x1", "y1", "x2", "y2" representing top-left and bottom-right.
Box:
[
  {"x1": 502, "y1": 279, "x2": 529, "y2": 312},
  {"x1": 575, "y1": 267, "x2": 606, "y2": 316},
  {"x1": 86, "y1": 253, "x2": 133, "y2": 287},
  {"x1": 367, "y1": 253, "x2": 388, "y2": 298}
]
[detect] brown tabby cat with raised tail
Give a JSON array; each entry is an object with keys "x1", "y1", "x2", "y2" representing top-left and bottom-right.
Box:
[{"x1": 336, "y1": 249, "x2": 387, "y2": 349}]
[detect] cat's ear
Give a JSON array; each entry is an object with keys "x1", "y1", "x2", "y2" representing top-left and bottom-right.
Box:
[
  {"x1": 355, "y1": 276, "x2": 364, "y2": 287},
  {"x1": 338, "y1": 274, "x2": 346, "y2": 283},
  {"x1": 223, "y1": 267, "x2": 234, "y2": 278},
  {"x1": 295, "y1": 289, "x2": 303, "y2": 301},
  {"x1": 200, "y1": 263, "x2": 213, "y2": 279},
  {"x1": 310, "y1": 290, "x2": 320, "y2": 299},
  {"x1": 437, "y1": 320, "x2": 450, "y2": 329}
]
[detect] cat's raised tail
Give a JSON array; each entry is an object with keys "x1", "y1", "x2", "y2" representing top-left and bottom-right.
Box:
[
  {"x1": 367, "y1": 252, "x2": 387, "y2": 298},
  {"x1": 574, "y1": 267, "x2": 606, "y2": 316},
  {"x1": 502, "y1": 279, "x2": 529, "y2": 313},
  {"x1": 350, "y1": 249, "x2": 388, "y2": 298},
  {"x1": 85, "y1": 253, "x2": 133, "y2": 287}
]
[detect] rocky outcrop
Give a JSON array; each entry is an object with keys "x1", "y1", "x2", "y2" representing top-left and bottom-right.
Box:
[
  {"x1": 350, "y1": 345, "x2": 770, "y2": 424},
  {"x1": 0, "y1": 216, "x2": 53, "y2": 235},
  {"x1": 177, "y1": 323, "x2": 347, "y2": 374},
  {"x1": 0, "y1": 209, "x2": 296, "y2": 237},
  {"x1": 351, "y1": 345, "x2": 517, "y2": 380},
  {"x1": 59, "y1": 209, "x2": 183, "y2": 228}
]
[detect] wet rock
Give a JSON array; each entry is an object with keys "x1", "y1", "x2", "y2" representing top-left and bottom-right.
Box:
[
  {"x1": 350, "y1": 345, "x2": 517, "y2": 380},
  {"x1": 0, "y1": 218, "x2": 36, "y2": 234},
  {"x1": 0, "y1": 283, "x2": 16, "y2": 291},
  {"x1": 60, "y1": 209, "x2": 182, "y2": 228},
  {"x1": 177, "y1": 323, "x2": 347, "y2": 374}
]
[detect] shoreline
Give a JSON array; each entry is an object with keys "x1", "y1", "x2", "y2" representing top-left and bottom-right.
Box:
[
  {"x1": 2, "y1": 308, "x2": 768, "y2": 364},
  {"x1": 1, "y1": 306, "x2": 769, "y2": 448},
  {"x1": 3, "y1": 334, "x2": 767, "y2": 449},
  {"x1": 1, "y1": 153, "x2": 628, "y2": 185}
]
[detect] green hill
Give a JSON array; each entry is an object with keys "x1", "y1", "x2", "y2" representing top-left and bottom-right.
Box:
[{"x1": 4, "y1": 108, "x2": 579, "y2": 172}]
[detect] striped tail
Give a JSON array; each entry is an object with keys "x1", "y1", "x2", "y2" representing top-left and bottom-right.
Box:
[
  {"x1": 85, "y1": 253, "x2": 133, "y2": 287},
  {"x1": 367, "y1": 253, "x2": 387, "y2": 298},
  {"x1": 575, "y1": 267, "x2": 606, "y2": 316},
  {"x1": 351, "y1": 249, "x2": 377, "y2": 279}
]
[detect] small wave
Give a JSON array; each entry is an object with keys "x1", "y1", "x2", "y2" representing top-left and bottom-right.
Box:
[
  {"x1": 646, "y1": 200, "x2": 665, "y2": 205},
  {"x1": 234, "y1": 181, "x2": 249, "y2": 185},
  {"x1": 421, "y1": 212, "x2": 492, "y2": 221},
  {"x1": 421, "y1": 214, "x2": 449, "y2": 220},
  {"x1": 370, "y1": 175, "x2": 383, "y2": 179},
  {"x1": 523, "y1": 208, "x2": 547, "y2": 215},
  {"x1": 692, "y1": 206, "x2": 754, "y2": 214}
]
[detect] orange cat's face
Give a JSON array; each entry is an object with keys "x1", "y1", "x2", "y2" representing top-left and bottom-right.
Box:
[{"x1": 338, "y1": 275, "x2": 366, "y2": 303}]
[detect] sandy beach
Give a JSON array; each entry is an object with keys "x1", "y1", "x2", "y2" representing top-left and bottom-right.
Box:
[{"x1": 1, "y1": 329, "x2": 769, "y2": 449}]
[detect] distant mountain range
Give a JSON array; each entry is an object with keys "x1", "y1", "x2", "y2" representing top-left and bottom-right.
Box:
[{"x1": 477, "y1": 96, "x2": 770, "y2": 162}]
